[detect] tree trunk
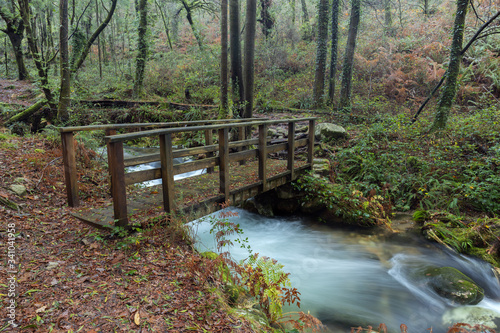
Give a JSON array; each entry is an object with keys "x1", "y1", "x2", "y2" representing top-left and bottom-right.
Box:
[
  {"x1": 220, "y1": 0, "x2": 230, "y2": 118},
  {"x1": 385, "y1": 0, "x2": 393, "y2": 34},
  {"x1": 300, "y1": 0, "x2": 309, "y2": 23},
  {"x1": 133, "y1": 0, "x2": 148, "y2": 97},
  {"x1": 5, "y1": 99, "x2": 48, "y2": 125},
  {"x1": 58, "y1": 0, "x2": 71, "y2": 122},
  {"x1": 18, "y1": 0, "x2": 55, "y2": 109},
  {"x1": 430, "y1": 0, "x2": 468, "y2": 131},
  {"x1": 312, "y1": 0, "x2": 329, "y2": 107},
  {"x1": 0, "y1": 8, "x2": 29, "y2": 80},
  {"x1": 339, "y1": 0, "x2": 361, "y2": 110},
  {"x1": 243, "y1": 0, "x2": 257, "y2": 119},
  {"x1": 230, "y1": 0, "x2": 244, "y2": 104},
  {"x1": 328, "y1": 0, "x2": 339, "y2": 104},
  {"x1": 259, "y1": 0, "x2": 274, "y2": 38},
  {"x1": 181, "y1": 0, "x2": 203, "y2": 50},
  {"x1": 155, "y1": 0, "x2": 173, "y2": 50},
  {"x1": 72, "y1": 0, "x2": 117, "y2": 73}
]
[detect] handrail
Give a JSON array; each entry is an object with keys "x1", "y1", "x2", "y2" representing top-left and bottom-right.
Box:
[
  {"x1": 104, "y1": 117, "x2": 317, "y2": 143},
  {"x1": 58, "y1": 118, "x2": 267, "y2": 133}
]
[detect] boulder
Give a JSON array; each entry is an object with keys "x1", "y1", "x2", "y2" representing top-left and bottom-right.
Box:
[
  {"x1": 424, "y1": 266, "x2": 484, "y2": 305},
  {"x1": 242, "y1": 197, "x2": 274, "y2": 217},
  {"x1": 313, "y1": 158, "x2": 330, "y2": 177},
  {"x1": 443, "y1": 306, "x2": 500, "y2": 329},
  {"x1": 9, "y1": 184, "x2": 27, "y2": 196},
  {"x1": 314, "y1": 123, "x2": 347, "y2": 141}
]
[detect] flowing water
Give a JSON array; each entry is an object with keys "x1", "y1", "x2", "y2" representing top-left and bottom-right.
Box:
[{"x1": 190, "y1": 208, "x2": 500, "y2": 333}]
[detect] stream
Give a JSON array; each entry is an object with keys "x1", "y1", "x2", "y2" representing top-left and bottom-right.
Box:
[{"x1": 190, "y1": 208, "x2": 500, "y2": 332}]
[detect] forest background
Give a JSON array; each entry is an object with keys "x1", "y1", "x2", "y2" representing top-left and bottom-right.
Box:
[{"x1": 1, "y1": 0, "x2": 500, "y2": 331}]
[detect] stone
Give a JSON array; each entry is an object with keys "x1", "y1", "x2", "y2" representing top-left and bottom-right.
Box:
[
  {"x1": 242, "y1": 197, "x2": 274, "y2": 217},
  {"x1": 9, "y1": 184, "x2": 27, "y2": 196},
  {"x1": 313, "y1": 158, "x2": 330, "y2": 177},
  {"x1": 46, "y1": 262, "x2": 59, "y2": 270},
  {"x1": 300, "y1": 197, "x2": 326, "y2": 214},
  {"x1": 424, "y1": 266, "x2": 484, "y2": 305},
  {"x1": 314, "y1": 123, "x2": 347, "y2": 141},
  {"x1": 443, "y1": 306, "x2": 500, "y2": 329}
]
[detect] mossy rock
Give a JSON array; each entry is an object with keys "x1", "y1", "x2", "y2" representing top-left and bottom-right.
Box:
[
  {"x1": 200, "y1": 251, "x2": 219, "y2": 260},
  {"x1": 424, "y1": 266, "x2": 484, "y2": 305}
]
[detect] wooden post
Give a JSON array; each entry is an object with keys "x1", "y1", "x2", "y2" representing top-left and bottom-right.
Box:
[
  {"x1": 160, "y1": 134, "x2": 175, "y2": 214},
  {"x1": 238, "y1": 125, "x2": 246, "y2": 166},
  {"x1": 61, "y1": 131, "x2": 79, "y2": 207},
  {"x1": 219, "y1": 128, "x2": 229, "y2": 202},
  {"x1": 258, "y1": 124, "x2": 268, "y2": 191},
  {"x1": 204, "y1": 129, "x2": 214, "y2": 173},
  {"x1": 108, "y1": 141, "x2": 128, "y2": 227},
  {"x1": 287, "y1": 121, "x2": 296, "y2": 180},
  {"x1": 105, "y1": 129, "x2": 117, "y2": 196},
  {"x1": 308, "y1": 119, "x2": 315, "y2": 166}
]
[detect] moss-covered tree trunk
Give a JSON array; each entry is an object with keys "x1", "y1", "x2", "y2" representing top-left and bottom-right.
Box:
[
  {"x1": 71, "y1": 0, "x2": 117, "y2": 73},
  {"x1": 243, "y1": 0, "x2": 257, "y2": 119},
  {"x1": 18, "y1": 0, "x2": 55, "y2": 109},
  {"x1": 259, "y1": 0, "x2": 274, "y2": 38},
  {"x1": 300, "y1": 0, "x2": 309, "y2": 23},
  {"x1": 328, "y1": 0, "x2": 340, "y2": 104},
  {"x1": 230, "y1": 0, "x2": 244, "y2": 106},
  {"x1": 58, "y1": 0, "x2": 70, "y2": 122},
  {"x1": 338, "y1": 0, "x2": 361, "y2": 110},
  {"x1": 430, "y1": 0, "x2": 468, "y2": 131},
  {"x1": 181, "y1": 0, "x2": 203, "y2": 50},
  {"x1": 0, "y1": 7, "x2": 29, "y2": 80},
  {"x1": 219, "y1": 0, "x2": 230, "y2": 118},
  {"x1": 133, "y1": 0, "x2": 148, "y2": 98},
  {"x1": 312, "y1": 0, "x2": 329, "y2": 107}
]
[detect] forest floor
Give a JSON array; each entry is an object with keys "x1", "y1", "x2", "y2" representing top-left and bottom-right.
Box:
[{"x1": 0, "y1": 79, "x2": 263, "y2": 332}]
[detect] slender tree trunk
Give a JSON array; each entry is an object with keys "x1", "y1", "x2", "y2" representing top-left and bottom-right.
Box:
[
  {"x1": 133, "y1": 0, "x2": 148, "y2": 97},
  {"x1": 96, "y1": 0, "x2": 103, "y2": 79},
  {"x1": 0, "y1": 8, "x2": 29, "y2": 80},
  {"x1": 259, "y1": 0, "x2": 274, "y2": 38},
  {"x1": 155, "y1": 0, "x2": 173, "y2": 50},
  {"x1": 300, "y1": 0, "x2": 309, "y2": 23},
  {"x1": 220, "y1": 0, "x2": 229, "y2": 118},
  {"x1": 58, "y1": 0, "x2": 71, "y2": 122},
  {"x1": 430, "y1": 0, "x2": 468, "y2": 130},
  {"x1": 230, "y1": 0, "x2": 244, "y2": 104},
  {"x1": 72, "y1": 0, "x2": 117, "y2": 73},
  {"x1": 181, "y1": 0, "x2": 203, "y2": 50},
  {"x1": 328, "y1": 0, "x2": 339, "y2": 104},
  {"x1": 312, "y1": 0, "x2": 329, "y2": 107},
  {"x1": 385, "y1": 0, "x2": 393, "y2": 34},
  {"x1": 18, "y1": 0, "x2": 55, "y2": 108},
  {"x1": 243, "y1": 0, "x2": 257, "y2": 119},
  {"x1": 339, "y1": 0, "x2": 361, "y2": 110}
]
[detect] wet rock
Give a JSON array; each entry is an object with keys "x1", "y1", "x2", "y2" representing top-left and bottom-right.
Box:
[
  {"x1": 9, "y1": 184, "x2": 27, "y2": 196},
  {"x1": 424, "y1": 266, "x2": 484, "y2": 305},
  {"x1": 300, "y1": 197, "x2": 326, "y2": 214},
  {"x1": 242, "y1": 197, "x2": 274, "y2": 217},
  {"x1": 443, "y1": 306, "x2": 500, "y2": 329},
  {"x1": 314, "y1": 123, "x2": 347, "y2": 141}
]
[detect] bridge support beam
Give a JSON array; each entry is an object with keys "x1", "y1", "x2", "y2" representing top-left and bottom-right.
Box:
[{"x1": 287, "y1": 121, "x2": 296, "y2": 181}]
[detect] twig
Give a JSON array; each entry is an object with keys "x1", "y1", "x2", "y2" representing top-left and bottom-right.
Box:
[{"x1": 35, "y1": 157, "x2": 62, "y2": 189}]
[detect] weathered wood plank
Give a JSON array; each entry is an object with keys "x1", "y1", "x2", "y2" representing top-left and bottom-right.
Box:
[
  {"x1": 108, "y1": 141, "x2": 128, "y2": 227},
  {"x1": 61, "y1": 131, "x2": 79, "y2": 207},
  {"x1": 288, "y1": 122, "x2": 296, "y2": 180},
  {"x1": 308, "y1": 119, "x2": 315, "y2": 165},
  {"x1": 259, "y1": 124, "x2": 268, "y2": 191},
  {"x1": 219, "y1": 128, "x2": 230, "y2": 201},
  {"x1": 160, "y1": 134, "x2": 175, "y2": 214},
  {"x1": 205, "y1": 129, "x2": 214, "y2": 173}
]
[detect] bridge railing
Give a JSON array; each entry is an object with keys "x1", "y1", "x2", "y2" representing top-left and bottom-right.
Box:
[
  {"x1": 104, "y1": 118, "x2": 316, "y2": 227},
  {"x1": 59, "y1": 118, "x2": 264, "y2": 208}
]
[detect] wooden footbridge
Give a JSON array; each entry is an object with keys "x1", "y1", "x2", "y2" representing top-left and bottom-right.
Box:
[{"x1": 59, "y1": 117, "x2": 316, "y2": 227}]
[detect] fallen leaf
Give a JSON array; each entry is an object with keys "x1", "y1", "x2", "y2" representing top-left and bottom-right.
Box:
[
  {"x1": 35, "y1": 305, "x2": 47, "y2": 313},
  {"x1": 134, "y1": 309, "x2": 141, "y2": 326}
]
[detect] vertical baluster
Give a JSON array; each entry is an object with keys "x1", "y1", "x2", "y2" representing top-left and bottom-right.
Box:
[
  {"x1": 204, "y1": 129, "x2": 214, "y2": 173},
  {"x1": 259, "y1": 124, "x2": 268, "y2": 191},
  {"x1": 287, "y1": 121, "x2": 296, "y2": 180},
  {"x1": 219, "y1": 128, "x2": 229, "y2": 201},
  {"x1": 160, "y1": 133, "x2": 175, "y2": 214},
  {"x1": 308, "y1": 119, "x2": 315, "y2": 166},
  {"x1": 105, "y1": 129, "x2": 116, "y2": 196}
]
